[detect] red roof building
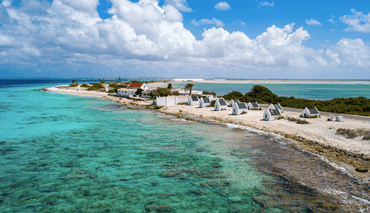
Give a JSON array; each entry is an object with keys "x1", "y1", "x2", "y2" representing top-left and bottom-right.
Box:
[{"x1": 127, "y1": 82, "x2": 144, "y2": 89}]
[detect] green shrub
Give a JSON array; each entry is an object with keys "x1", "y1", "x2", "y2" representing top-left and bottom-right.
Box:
[
  {"x1": 241, "y1": 111, "x2": 248, "y2": 115},
  {"x1": 337, "y1": 128, "x2": 358, "y2": 139},
  {"x1": 203, "y1": 91, "x2": 216, "y2": 96},
  {"x1": 209, "y1": 100, "x2": 216, "y2": 107},
  {"x1": 108, "y1": 89, "x2": 116, "y2": 93},
  {"x1": 251, "y1": 108, "x2": 262, "y2": 111},
  {"x1": 277, "y1": 116, "x2": 284, "y2": 120},
  {"x1": 286, "y1": 116, "x2": 298, "y2": 122},
  {"x1": 150, "y1": 88, "x2": 171, "y2": 97},
  {"x1": 296, "y1": 120, "x2": 310, "y2": 124},
  {"x1": 302, "y1": 115, "x2": 318, "y2": 118},
  {"x1": 80, "y1": 84, "x2": 89, "y2": 87},
  {"x1": 223, "y1": 91, "x2": 243, "y2": 101},
  {"x1": 172, "y1": 91, "x2": 180, "y2": 96}
]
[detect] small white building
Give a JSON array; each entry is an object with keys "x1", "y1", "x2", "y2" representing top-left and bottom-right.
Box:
[
  {"x1": 215, "y1": 98, "x2": 228, "y2": 111},
  {"x1": 247, "y1": 102, "x2": 260, "y2": 110},
  {"x1": 263, "y1": 109, "x2": 282, "y2": 121},
  {"x1": 232, "y1": 102, "x2": 248, "y2": 115},
  {"x1": 268, "y1": 103, "x2": 283, "y2": 112},
  {"x1": 199, "y1": 97, "x2": 211, "y2": 108},
  {"x1": 302, "y1": 107, "x2": 319, "y2": 117},
  {"x1": 117, "y1": 88, "x2": 137, "y2": 97},
  {"x1": 188, "y1": 96, "x2": 199, "y2": 105},
  {"x1": 229, "y1": 99, "x2": 240, "y2": 107}
]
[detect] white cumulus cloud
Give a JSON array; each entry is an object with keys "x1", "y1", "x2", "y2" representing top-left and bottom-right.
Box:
[
  {"x1": 214, "y1": 2, "x2": 231, "y2": 11},
  {"x1": 0, "y1": 0, "x2": 368, "y2": 76},
  {"x1": 259, "y1": 1, "x2": 274, "y2": 7},
  {"x1": 340, "y1": 9, "x2": 370, "y2": 32},
  {"x1": 305, "y1": 18, "x2": 321, "y2": 26},
  {"x1": 191, "y1": 18, "x2": 224, "y2": 27},
  {"x1": 165, "y1": 0, "x2": 192, "y2": 12}
]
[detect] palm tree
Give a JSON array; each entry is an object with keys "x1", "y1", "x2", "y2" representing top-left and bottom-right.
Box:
[{"x1": 185, "y1": 83, "x2": 194, "y2": 95}]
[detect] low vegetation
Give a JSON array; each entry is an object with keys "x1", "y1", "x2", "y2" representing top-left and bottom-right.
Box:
[
  {"x1": 150, "y1": 88, "x2": 171, "y2": 97},
  {"x1": 202, "y1": 91, "x2": 216, "y2": 96},
  {"x1": 277, "y1": 116, "x2": 284, "y2": 120},
  {"x1": 69, "y1": 84, "x2": 78, "y2": 87},
  {"x1": 301, "y1": 115, "x2": 318, "y2": 118},
  {"x1": 172, "y1": 91, "x2": 180, "y2": 96},
  {"x1": 241, "y1": 111, "x2": 247, "y2": 115},
  {"x1": 222, "y1": 85, "x2": 370, "y2": 116},
  {"x1": 296, "y1": 120, "x2": 310, "y2": 124},
  {"x1": 80, "y1": 84, "x2": 89, "y2": 87},
  {"x1": 286, "y1": 116, "x2": 310, "y2": 124},
  {"x1": 336, "y1": 128, "x2": 370, "y2": 140},
  {"x1": 87, "y1": 83, "x2": 104, "y2": 91},
  {"x1": 207, "y1": 100, "x2": 216, "y2": 107}
]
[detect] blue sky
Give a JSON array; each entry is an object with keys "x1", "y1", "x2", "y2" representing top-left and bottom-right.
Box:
[{"x1": 0, "y1": 0, "x2": 369, "y2": 79}]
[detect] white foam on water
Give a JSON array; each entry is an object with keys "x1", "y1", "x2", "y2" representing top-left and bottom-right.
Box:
[{"x1": 225, "y1": 123, "x2": 287, "y2": 143}]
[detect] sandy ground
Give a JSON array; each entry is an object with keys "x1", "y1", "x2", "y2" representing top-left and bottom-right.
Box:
[
  {"x1": 160, "y1": 104, "x2": 370, "y2": 155},
  {"x1": 46, "y1": 85, "x2": 108, "y2": 97},
  {"x1": 184, "y1": 79, "x2": 370, "y2": 85}
]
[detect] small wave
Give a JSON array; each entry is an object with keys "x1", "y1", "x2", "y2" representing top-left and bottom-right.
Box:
[{"x1": 225, "y1": 123, "x2": 285, "y2": 141}]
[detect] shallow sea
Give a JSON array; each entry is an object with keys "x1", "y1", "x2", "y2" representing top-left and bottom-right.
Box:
[
  {"x1": 173, "y1": 82, "x2": 370, "y2": 100},
  {"x1": 1, "y1": 79, "x2": 370, "y2": 212}
]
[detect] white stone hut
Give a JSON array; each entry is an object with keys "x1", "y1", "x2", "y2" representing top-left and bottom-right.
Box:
[
  {"x1": 215, "y1": 98, "x2": 228, "y2": 111},
  {"x1": 188, "y1": 96, "x2": 199, "y2": 105},
  {"x1": 302, "y1": 107, "x2": 319, "y2": 117},
  {"x1": 199, "y1": 97, "x2": 211, "y2": 108},
  {"x1": 268, "y1": 103, "x2": 283, "y2": 112},
  {"x1": 232, "y1": 102, "x2": 248, "y2": 115},
  {"x1": 247, "y1": 102, "x2": 260, "y2": 110},
  {"x1": 229, "y1": 99, "x2": 240, "y2": 107},
  {"x1": 263, "y1": 109, "x2": 282, "y2": 121},
  {"x1": 117, "y1": 88, "x2": 137, "y2": 97}
]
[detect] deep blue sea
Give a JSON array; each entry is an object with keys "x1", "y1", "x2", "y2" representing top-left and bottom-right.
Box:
[
  {"x1": 1, "y1": 79, "x2": 369, "y2": 212},
  {"x1": 173, "y1": 82, "x2": 370, "y2": 100}
]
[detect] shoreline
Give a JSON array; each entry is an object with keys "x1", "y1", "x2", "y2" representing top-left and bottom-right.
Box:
[{"x1": 41, "y1": 85, "x2": 370, "y2": 183}]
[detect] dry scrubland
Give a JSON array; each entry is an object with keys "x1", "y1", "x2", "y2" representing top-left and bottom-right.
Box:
[{"x1": 43, "y1": 84, "x2": 370, "y2": 182}]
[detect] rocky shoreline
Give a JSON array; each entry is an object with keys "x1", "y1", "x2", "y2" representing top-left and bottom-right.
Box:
[{"x1": 99, "y1": 94, "x2": 370, "y2": 184}]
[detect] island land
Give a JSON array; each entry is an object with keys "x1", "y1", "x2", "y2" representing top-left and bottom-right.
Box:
[
  {"x1": 42, "y1": 83, "x2": 370, "y2": 183},
  {"x1": 183, "y1": 79, "x2": 370, "y2": 85}
]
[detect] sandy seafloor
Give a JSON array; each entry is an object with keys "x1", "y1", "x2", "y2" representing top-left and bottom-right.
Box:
[{"x1": 33, "y1": 84, "x2": 370, "y2": 211}]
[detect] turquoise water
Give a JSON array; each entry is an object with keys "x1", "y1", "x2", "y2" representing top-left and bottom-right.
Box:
[
  {"x1": 173, "y1": 83, "x2": 370, "y2": 100},
  {"x1": 1, "y1": 82, "x2": 369, "y2": 212},
  {"x1": 0, "y1": 84, "x2": 291, "y2": 212}
]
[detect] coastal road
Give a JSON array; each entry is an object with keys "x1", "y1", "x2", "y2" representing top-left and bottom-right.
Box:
[{"x1": 259, "y1": 104, "x2": 370, "y2": 122}]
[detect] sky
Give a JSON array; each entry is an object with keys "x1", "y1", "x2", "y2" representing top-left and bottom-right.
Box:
[{"x1": 0, "y1": 0, "x2": 369, "y2": 79}]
